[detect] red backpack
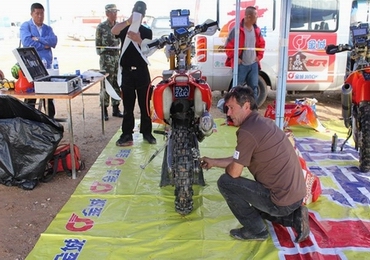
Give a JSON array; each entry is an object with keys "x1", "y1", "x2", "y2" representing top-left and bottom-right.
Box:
[{"x1": 42, "y1": 144, "x2": 84, "y2": 182}]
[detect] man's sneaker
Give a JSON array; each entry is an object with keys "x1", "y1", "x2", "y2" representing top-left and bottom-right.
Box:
[
  {"x1": 143, "y1": 133, "x2": 157, "y2": 144},
  {"x1": 116, "y1": 134, "x2": 133, "y2": 147},
  {"x1": 229, "y1": 227, "x2": 269, "y2": 241},
  {"x1": 293, "y1": 206, "x2": 310, "y2": 243}
]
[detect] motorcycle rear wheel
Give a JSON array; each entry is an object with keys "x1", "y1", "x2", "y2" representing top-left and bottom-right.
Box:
[
  {"x1": 172, "y1": 126, "x2": 196, "y2": 215},
  {"x1": 359, "y1": 103, "x2": 370, "y2": 172}
]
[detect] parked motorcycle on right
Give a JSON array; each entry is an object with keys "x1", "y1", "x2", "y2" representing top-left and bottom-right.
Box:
[{"x1": 326, "y1": 22, "x2": 370, "y2": 172}]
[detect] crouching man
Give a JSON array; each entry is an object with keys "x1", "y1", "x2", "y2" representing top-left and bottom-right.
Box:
[{"x1": 201, "y1": 86, "x2": 310, "y2": 243}]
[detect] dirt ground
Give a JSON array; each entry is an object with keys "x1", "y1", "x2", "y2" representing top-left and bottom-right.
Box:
[{"x1": 0, "y1": 87, "x2": 342, "y2": 259}]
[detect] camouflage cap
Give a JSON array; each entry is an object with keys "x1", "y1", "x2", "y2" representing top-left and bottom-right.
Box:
[{"x1": 105, "y1": 4, "x2": 119, "y2": 12}]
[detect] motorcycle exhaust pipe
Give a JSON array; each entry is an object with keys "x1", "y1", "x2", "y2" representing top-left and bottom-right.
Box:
[{"x1": 342, "y1": 83, "x2": 352, "y2": 129}]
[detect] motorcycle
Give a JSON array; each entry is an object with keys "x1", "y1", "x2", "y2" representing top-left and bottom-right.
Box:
[
  {"x1": 140, "y1": 9, "x2": 219, "y2": 215},
  {"x1": 325, "y1": 22, "x2": 370, "y2": 172}
]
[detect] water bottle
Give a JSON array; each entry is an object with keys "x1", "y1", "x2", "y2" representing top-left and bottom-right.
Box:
[
  {"x1": 52, "y1": 57, "x2": 59, "y2": 75},
  {"x1": 331, "y1": 133, "x2": 338, "y2": 152},
  {"x1": 52, "y1": 57, "x2": 59, "y2": 70}
]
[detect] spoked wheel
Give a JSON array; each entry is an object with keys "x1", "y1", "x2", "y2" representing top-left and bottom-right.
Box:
[
  {"x1": 172, "y1": 125, "x2": 196, "y2": 215},
  {"x1": 358, "y1": 103, "x2": 370, "y2": 172}
]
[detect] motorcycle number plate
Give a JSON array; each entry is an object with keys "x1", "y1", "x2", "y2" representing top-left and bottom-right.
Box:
[{"x1": 174, "y1": 85, "x2": 190, "y2": 98}]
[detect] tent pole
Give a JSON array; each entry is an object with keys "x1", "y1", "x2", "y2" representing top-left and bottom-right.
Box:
[
  {"x1": 275, "y1": 0, "x2": 292, "y2": 129},
  {"x1": 232, "y1": 0, "x2": 241, "y2": 88}
]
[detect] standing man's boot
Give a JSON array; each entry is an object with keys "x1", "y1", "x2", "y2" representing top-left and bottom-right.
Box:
[
  {"x1": 104, "y1": 107, "x2": 109, "y2": 121},
  {"x1": 112, "y1": 105, "x2": 123, "y2": 118}
]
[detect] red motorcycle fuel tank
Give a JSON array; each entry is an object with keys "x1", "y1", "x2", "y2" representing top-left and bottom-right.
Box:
[{"x1": 345, "y1": 68, "x2": 370, "y2": 104}]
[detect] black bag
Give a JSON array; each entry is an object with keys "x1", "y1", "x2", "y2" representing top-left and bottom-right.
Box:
[{"x1": 0, "y1": 95, "x2": 64, "y2": 190}]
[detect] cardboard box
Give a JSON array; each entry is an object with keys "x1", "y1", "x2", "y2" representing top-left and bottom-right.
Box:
[{"x1": 12, "y1": 47, "x2": 83, "y2": 94}]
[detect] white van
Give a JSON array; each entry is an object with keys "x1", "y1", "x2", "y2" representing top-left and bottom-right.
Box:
[{"x1": 194, "y1": 0, "x2": 366, "y2": 106}]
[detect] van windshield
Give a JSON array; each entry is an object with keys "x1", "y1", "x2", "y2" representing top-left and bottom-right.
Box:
[{"x1": 290, "y1": 0, "x2": 338, "y2": 31}]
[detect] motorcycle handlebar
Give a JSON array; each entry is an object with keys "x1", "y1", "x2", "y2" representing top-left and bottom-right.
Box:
[
  {"x1": 164, "y1": 20, "x2": 219, "y2": 45},
  {"x1": 147, "y1": 36, "x2": 171, "y2": 49},
  {"x1": 202, "y1": 21, "x2": 218, "y2": 32},
  {"x1": 193, "y1": 21, "x2": 219, "y2": 35},
  {"x1": 142, "y1": 19, "x2": 218, "y2": 56},
  {"x1": 325, "y1": 44, "x2": 352, "y2": 55},
  {"x1": 147, "y1": 39, "x2": 160, "y2": 49}
]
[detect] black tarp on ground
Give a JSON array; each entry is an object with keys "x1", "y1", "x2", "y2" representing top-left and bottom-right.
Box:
[{"x1": 0, "y1": 95, "x2": 64, "y2": 189}]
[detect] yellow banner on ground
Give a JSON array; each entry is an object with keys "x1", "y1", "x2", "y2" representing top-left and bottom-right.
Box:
[{"x1": 26, "y1": 119, "x2": 370, "y2": 260}]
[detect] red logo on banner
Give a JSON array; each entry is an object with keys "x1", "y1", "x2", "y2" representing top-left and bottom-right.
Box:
[
  {"x1": 288, "y1": 72, "x2": 295, "y2": 79},
  {"x1": 90, "y1": 181, "x2": 113, "y2": 193},
  {"x1": 65, "y1": 213, "x2": 94, "y2": 232},
  {"x1": 105, "y1": 157, "x2": 125, "y2": 166}
]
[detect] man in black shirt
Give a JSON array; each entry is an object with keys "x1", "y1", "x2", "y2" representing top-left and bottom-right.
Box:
[{"x1": 111, "y1": 1, "x2": 156, "y2": 146}]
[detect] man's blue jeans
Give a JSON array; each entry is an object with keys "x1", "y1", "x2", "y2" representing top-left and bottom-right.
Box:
[
  {"x1": 217, "y1": 173, "x2": 302, "y2": 234},
  {"x1": 237, "y1": 62, "x2": 259, "y2": 99}
]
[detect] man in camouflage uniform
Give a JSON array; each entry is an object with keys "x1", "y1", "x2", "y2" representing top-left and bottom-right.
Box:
[{"x1": 96, "y1": 4, "x2": 123, "y2": 121}]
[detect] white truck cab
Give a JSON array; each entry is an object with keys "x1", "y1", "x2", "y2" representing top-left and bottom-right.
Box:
[{"x1": 194, "y1": 0, "x2": 362, "y2": 106}]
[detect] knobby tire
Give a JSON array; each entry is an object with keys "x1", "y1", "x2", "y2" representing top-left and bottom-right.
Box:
[
  {"x1": 172, "y1": 126, "x2": 195, "y2": 215},
  {"x1": 359, "y1": 103, "x2": 370, "y2": 172}
]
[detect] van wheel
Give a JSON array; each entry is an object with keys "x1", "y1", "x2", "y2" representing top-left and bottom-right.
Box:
[
  {"x1": 255, "y1": 76, "x2": 268, "y2": 108},
  {"x1": 227, "y1": 76, "x2": 268, "y2": 107}
]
